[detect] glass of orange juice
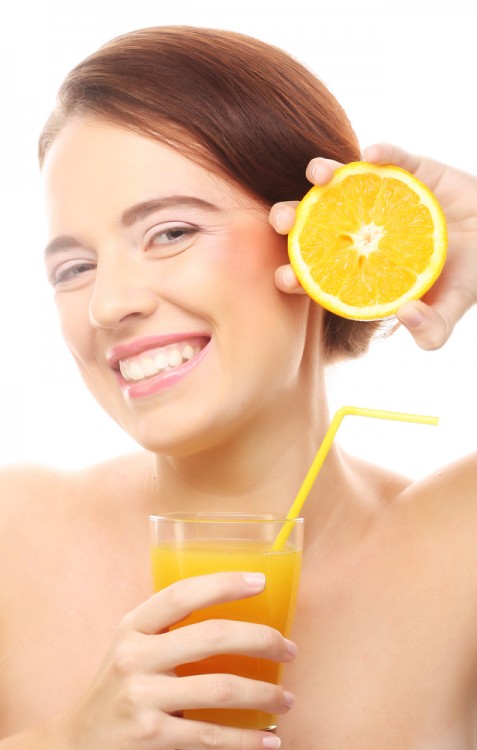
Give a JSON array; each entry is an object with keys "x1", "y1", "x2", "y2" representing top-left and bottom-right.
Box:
[{"x1": 149, "y1": 512, "x2": 303, "y2": 731}]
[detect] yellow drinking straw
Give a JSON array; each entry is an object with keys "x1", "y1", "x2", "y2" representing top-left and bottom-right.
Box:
[{"x1": 273, "y1": 405, "x2": 439, "y2": 550}]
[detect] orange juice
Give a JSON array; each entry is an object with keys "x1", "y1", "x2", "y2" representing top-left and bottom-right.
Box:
[{"x1": 151, "y1": 539, "x2": 302, "y2": 729}]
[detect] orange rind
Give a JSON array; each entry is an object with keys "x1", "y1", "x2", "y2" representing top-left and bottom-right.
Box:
[{"x1": 287, "y1": 162, "x2": 448, "y2": 320}]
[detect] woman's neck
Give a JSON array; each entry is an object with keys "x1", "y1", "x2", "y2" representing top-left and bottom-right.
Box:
[{"x1": 148, "y1": 388, "x2": 353, "y2": 531}]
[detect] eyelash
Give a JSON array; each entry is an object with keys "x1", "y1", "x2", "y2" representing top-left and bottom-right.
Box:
[
  {"x1": 50, "y1": 260, "x2": 96, "y2": 287},
  {"x1": 145, "y1": 223, "x2": 197, "y2": 249},
  {"x1": 49, "y1": 223, "x2": 199, "y2": 287}
]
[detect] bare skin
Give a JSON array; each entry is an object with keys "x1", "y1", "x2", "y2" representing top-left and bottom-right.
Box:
[
  {"x1": 1, "y1": 448, "x2": 477, "y2": 749},
  {"x1": 1, "y1": 121, "x2": 477, "y2": 749}
]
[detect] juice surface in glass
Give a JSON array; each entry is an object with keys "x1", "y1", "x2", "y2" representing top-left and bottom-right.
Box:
[{"x1": 151, "y1": 537, "x2": 302, "y2": 730}]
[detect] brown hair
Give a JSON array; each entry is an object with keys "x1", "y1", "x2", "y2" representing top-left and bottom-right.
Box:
[{"x1": 39, "y1": 25, "x2": 382, "y2": 361}]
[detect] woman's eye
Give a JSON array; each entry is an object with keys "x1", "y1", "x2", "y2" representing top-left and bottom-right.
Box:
[
  {"x1": 50, "y1": 260, "x2": 96, "y2": 286},
  {"x1": 147, "y1": 224, "x2": 197, "y2": 248}
]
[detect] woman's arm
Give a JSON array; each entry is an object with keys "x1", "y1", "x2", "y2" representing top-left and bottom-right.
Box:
[{"x1": 0, "y1": 719, "x2": 67, "y2": 749}]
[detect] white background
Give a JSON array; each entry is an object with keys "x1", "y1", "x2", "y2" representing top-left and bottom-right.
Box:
[{"x1": 0, "y1": 0, "x2": 476, "y2": 477}]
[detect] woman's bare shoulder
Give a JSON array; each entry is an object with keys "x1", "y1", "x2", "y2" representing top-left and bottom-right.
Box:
[
  {"x1": 396, "y1": 450, "x2": 477, "y2": 542},
  {"x1": 0, "y1": 463, "x2": 62, "y2": 516},
  {"x1": 0, "y1": 451, "x2": 153, "y2": 525},
  {"x1": 401, "y1": 450, "x2": 477, "y2": 503}
]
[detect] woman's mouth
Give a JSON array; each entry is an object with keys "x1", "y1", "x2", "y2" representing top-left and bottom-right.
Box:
[{"x1": 119, "y1": 340, "x2": 204, "y2": 383}]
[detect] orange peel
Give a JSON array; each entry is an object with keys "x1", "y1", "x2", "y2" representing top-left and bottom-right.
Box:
[{"x1": 287, "y1": 161, "x2": 448, "y2": 320}]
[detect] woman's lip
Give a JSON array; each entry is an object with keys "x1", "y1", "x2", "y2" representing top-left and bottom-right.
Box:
[
  {"x1": 107, "y1": 333, "x2": 210, "y2": 369},
  {"x1": 117, "y1": 340, "x2": 211, "y2": 399}
]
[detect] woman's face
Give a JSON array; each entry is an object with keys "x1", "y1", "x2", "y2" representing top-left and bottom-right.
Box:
[{"x1": 42, "y1": 118, "x2": 315, "y2": 454}]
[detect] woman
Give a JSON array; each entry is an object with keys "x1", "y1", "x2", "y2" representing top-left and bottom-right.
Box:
[{"x1": 1, "y1": 26, "x2": 477, "y2": 749}]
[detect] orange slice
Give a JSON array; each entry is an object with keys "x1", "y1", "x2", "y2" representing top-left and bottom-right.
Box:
[{"x1": 287, "y1": 161, "x2": 447, "y2": 320}]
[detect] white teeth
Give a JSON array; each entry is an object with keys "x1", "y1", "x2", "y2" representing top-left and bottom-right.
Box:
[
  {"x1": 141, "y1": 356, "x2": 157, "y2": 378},
  {"x1": 168, "y1": 349, "x2": 183, "y2": 367},
  {"x1": 119, "y1": 342, "x2": 203, "y2": 383},
  {"x1": 154, "y1": 351, "x2": 168, "y2": 370},
  {"x1": 129, "y1": 361, "x2": 145, "y2": 381}
]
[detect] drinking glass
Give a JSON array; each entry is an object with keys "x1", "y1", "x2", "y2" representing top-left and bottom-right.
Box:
[{"x1": 150, "y1": 512, "x2": 303, "y2": 731}]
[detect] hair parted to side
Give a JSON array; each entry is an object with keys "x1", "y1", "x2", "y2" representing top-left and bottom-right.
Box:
[{"x1": 39, "y1": 25, "x2": 382, "y2": 362}]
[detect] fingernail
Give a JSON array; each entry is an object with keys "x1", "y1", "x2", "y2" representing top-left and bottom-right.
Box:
[
  {"x1": 308, "y1": 158, "x2": 328, "y2": 183},
  {"x1": 262, "y1": 734, "x2": 281, "y2": 748},
  {"x1": 283, "y1": 690, "x2": 295, "y2": 709},
  {"x1": 242, "y1": 572, "x2": 266, "y2": 589},
  {"x1": 281, "y1": 265, "x2": 296, "y2": 287},
  {"x1": 398, "y1": 307, "x2": 424, "y2": 329},
  {"x1": 274, "y1": 209, "x2": 285, "y2": 231},
  {"x1": 308, "y1": 162, "x2": 320, "y2": 182},
  {"x1": 285, "y1": 639, "x2": 297, "y2": 657}
]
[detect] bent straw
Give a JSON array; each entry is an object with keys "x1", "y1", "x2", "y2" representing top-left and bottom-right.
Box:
[{"x1": 272, "y1": 405, "x2": 439, "y2": 551}]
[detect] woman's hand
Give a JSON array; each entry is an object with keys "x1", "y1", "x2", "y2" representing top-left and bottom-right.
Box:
[
  {"x1": 60, "y1": 572, "x2": 294, "y2": 749},
  {"x1": 270, "y1": 143, "x2": 477, "y2": 350}
]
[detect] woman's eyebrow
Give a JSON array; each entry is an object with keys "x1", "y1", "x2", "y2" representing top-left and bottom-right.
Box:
[
  {"x1": 120, "y1": 195, "x2": 220, "y2": 227},
  {"x1": 44, "y1": 196, "x2": 221, "y2": 257},
  {"x1": 44, "y1": 236, "x2": 82, "y2": 259}
]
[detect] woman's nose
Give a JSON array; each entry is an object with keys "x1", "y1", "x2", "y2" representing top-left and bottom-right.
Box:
[{"x1": 88, "y1": 252, "x2": 158, "y2": 329}]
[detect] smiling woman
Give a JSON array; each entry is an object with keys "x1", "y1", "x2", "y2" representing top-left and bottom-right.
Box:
[
  {"x1": 41, "y1": 117, "x2": 310, "y2": 455},
  {"x1": 1, "y1": 23, "x2": 477, "y2": 750},
  {"x1": 39, "y1": 25, "x2": 380, "y2": 364}
]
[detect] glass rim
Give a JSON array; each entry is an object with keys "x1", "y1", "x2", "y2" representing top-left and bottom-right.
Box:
[{"x1": 149, "y1": 512, "x2": 304, "y2": 524}]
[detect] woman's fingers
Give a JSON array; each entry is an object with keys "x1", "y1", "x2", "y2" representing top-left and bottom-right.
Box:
[
  {"x1": 362, "y1": 142, "x2": 421, "y2": 173},
  {"x1": 134, "y1": 672, "x2": 294, "y2": 715},
  {"x1": 118, "y1": 619, "x2": 296, "y2": 673},
  {"x1": 274, "y1": 265, "x2": 304, "y2": 294},
  {"x1": 397, "y1": 284, "x2": 476, "y2": 350},
  {"x1": 269, "y1": 157, "x2": 344, "y2": 237},
  {"x1": 305, "y1": 156, "x2": 343, "y2": 184},
  {"x1": 269, "y1": 202, "x2": 298, "y2": 235},
  {"x1": 161, "y1": 714, "x2": 283, "y2": 749},
  {"x1": 270, "y1": 157, "x2": 346, "y2": 296},
  {"x1": 67, "y1": 573, "x2": 294, "y2": 749},
  {"x1": 366, "y1": 143, "x2": 477, "y2": 348},
  {"x1": 125, "y1": 572, "x2": 266, "y2": 635},
  {"x1": 396, "y1": 299, "x2": 449, "y2": 350}
]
